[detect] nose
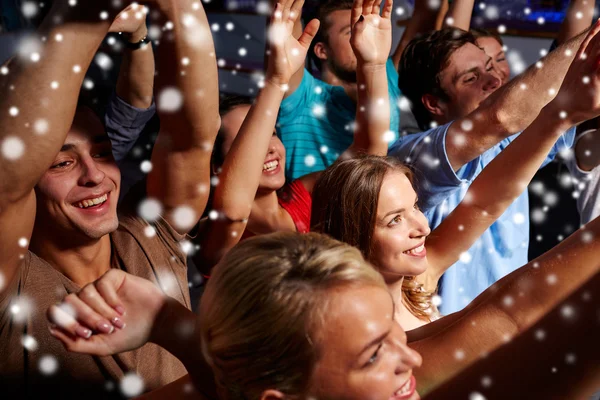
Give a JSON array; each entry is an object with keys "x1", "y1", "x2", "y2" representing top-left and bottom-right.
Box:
[
  {"x1": 483, "y1": 69, "x2": 502, "y2": 92},
  {"x1": 78, "y1": 156, "x2": 105, "y2": 187},
  {"x1": 392, "y1": 324, "x2": 423, "y2": 373},
  {"x1": 267, "y1": 138, "x2": 278, "y2": 155},
  {"x1": 409, "y1": 211, "x2": 431, "y2": 239}
]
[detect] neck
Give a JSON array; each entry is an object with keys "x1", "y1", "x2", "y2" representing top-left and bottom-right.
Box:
[
  {"x1": 30, "y1": 227, "x2": 112, "y2": 287},
  {"x1": 320, "y1": 66, "x2": 358, "y2": 102}
]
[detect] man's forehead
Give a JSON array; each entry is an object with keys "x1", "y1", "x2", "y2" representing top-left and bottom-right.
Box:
[{"x1": 61, "y1": 132, "x2": 110, "y2": 150}]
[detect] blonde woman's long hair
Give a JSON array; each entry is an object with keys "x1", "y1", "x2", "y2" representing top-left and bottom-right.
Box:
[
  {"x1": 199, "y1": 232, "x2": 386, "y2": 400},
  {"x1": 310, "y1": 155, "x2": 437, "y2": 321}
]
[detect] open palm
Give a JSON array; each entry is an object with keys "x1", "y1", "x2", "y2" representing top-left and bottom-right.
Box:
[
  {"x1": 350, "y1": 0, "x2": 394, "y2": 65},
  {"x1": 267, "y1": 0, "x2": 320, "y2": 85}
]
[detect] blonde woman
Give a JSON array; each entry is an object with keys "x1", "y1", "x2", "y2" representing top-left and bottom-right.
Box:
[{"x1": 47, "y1": 232, "x2": 599, "y2": 398}]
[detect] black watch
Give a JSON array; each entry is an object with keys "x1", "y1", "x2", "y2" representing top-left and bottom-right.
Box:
[{"x1": 125, "y1": 35, "x2": 151, "y2": 50}]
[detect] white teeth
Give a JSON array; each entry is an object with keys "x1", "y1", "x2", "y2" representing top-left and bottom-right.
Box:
[
  {"x1": 263, "y1": 160, "x2": 279, "y2": 172},
  {"x1": 403, "y1": 244, "x2": 424, "y2": 256},
  {"x1": 395, "y1": 378, "x2": 411, "y2": 395},
  {"x1": 75, "y1": 194, "x2": 107, "y2": 209}
]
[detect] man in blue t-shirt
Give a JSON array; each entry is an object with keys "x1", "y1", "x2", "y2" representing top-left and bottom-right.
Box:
[
  {"x1": 276, "y1": 0, "x2": 437, "y2": 179},
  {"x1": 389, "y1": 28, "x2": 589, "y2": 314}
]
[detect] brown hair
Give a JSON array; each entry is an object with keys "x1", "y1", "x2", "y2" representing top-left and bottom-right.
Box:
[
  {"x1": 470, "y1": 27, "x2": 504, "y2": 47},
  {"x1": 200, "y1": 232, "x2": 386, "y2": 400},
  {"x1": 399, "y1": 28, "x2": 476, "y2": 130},
  {"x1": 310, "y1": 155, "x2": 434, "y2": 321}
]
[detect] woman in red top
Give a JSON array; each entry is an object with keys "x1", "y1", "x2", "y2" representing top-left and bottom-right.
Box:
[{"x1": 195, "y1": 0, "x2": 385, "y2": 273}]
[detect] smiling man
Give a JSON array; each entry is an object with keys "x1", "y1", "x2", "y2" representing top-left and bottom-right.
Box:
[
  {"x1": 388, "y1": 27, "x2": 594, "y2": 314},
  {"x1": 0, "y1": 0, "x2": 218, "y2": 397}
]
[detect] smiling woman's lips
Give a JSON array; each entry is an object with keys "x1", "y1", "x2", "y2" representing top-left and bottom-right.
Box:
[{"x1": 390, "y1": 375, "x2": 416, "y2": 400}]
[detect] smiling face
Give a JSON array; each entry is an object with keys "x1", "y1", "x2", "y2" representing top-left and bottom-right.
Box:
[
  {"x1": 436, "y1": 42, "x2": 502, "y2": 122},
  {"x1": 307, "y1": 284, "x2": 422, "y2": 400},
  {"x1": 35, "y1": 107, "x2": 120, "y2": 240},
  {"x1": 218, "y1": 104, "x2": 286, "y2": 192},
  {"x1": 370, "y1": 172, "x2": 431, "y2": 282},
  {"x1": 476, "y1": 36, "x2": 510, "y2": 85}
]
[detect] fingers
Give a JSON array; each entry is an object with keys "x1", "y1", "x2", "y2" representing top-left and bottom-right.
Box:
[
  {"x1": 371, "y1": 0, "x2": 384, "y2": 17},
  {"x1": 47, "y1": 303, "x2": 93, "y2": 339},
  {"x1": 271, "y1": 1, "x2": 284, "y2": 25},
  {"x1": 94, "y1": 269, "x2": 127, "y2": 317},
  {"x1": 351, "y1": 0, "x2": 365, "y2": 28},
  {"x1": 576, "y1": 18, "x2": 600, "y2": 61},
  {"x1": 381, "y1": 0, "x2": 394, "y2": 20},
  {"x1": 362, "y1": 0, "x2": 377, "y2": 17},
  {"x1": 48, "y1": 326, "x2": 111, "y2": 356},
  {"x1": 289, "y1": 0, "x2": 305, "y2": 24},
  {"x1": 298, "y1": 19, "x2": 320, "y2": 49},
  {"x1": 80, "y1": 283, "x2": 125, "y2": 329}
]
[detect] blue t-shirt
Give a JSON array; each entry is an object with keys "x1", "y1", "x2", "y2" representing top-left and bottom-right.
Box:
[
  {"x1": 277, "y1": 58, "x2": 409, "y2": 180},
  {"x1": 388, "y1": 123, "x2": 576, "y2": 314}
]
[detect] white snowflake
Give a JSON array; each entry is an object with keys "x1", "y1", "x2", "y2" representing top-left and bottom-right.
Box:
[
  {"x1": 172, "y1": 206, "x2": 197, "y2": 231},
  {"x1": 140, "y1": 160, "x2": 152, "y2": 173},
  {"x1": 21, "y1": 1, "x2": 39, "y2": 18},
  {"x1": 120, "y1": 373, "x2": 145, "y2": 397},
  {"x1": 2, "y1": 136, "x2": 25, "y2": 160},
  {"x1": 138, "y1": 198, "x2": 163, "y2": 222},
  {"x1": 39, "y1": 355, "x2": 59, "y2": 375},
  {"x1": 157, "y1": 87, "x2": 183, "y2": 112}
]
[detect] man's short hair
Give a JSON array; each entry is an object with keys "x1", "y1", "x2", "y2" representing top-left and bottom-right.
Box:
[
  {"x1": 308, "y1": 0, "x2": 354, "y2": 71},
  {"x1": 470, "y1": 27, "x2": 504, "y2": 47},
  {"x1": 398, "y1": 28, "x2": 476, "y2": 130}
]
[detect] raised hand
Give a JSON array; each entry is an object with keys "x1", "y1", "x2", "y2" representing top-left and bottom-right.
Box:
[
  {"x1": 109, "y1": 3, "x2": 149, "y2": 42},
  {"x1": 47, "y1": 270, "x2": 166, "y2": 356},
  {"x1": 554, "y1": 19, "x2": 600, "y2": 124},
  {"x1": 266, "y1": 0, "x2": 320, "y2": 86},
  {"x1": 350, "y1": 0, "x2": 394, "y2": 66}
]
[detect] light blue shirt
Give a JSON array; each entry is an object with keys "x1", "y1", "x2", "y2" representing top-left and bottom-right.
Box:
[
  {"x1": 276, "y1": 58, "x2": 413, "y2": 180},
  {"x1": 388, "y1": 122, "x2": 576, "y2": 314}
]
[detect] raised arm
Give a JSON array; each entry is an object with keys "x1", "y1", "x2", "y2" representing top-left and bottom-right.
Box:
[
  {"x1": 409, "y1": 213, "x2": 600, "y2": 393},
  {"x1": 197, "y1": 0, "x2": 319, "y2": 268},
  {"x1": 424, "y1": 271, "x2": 600, "y2": 399},
  {"x1": 111, "y1": 4, "x2": 154, "y2": 110},
  {"x1": 557, "y1": 0, "x2": 594, "y2": 45},
  {"x1": 345, "y1": 0, "x2": 394, "y2": 157},
  {"x1": 423, "y1": 26, "x2": 600, "y2": 287},
  {"x1": 0, "y1": 1, "x2": 113, "y2": 295},
  {"x1": 269, "y1": 0, "x2": 307, "y2": 98},
  {"x1": 445, "y1": 22, "x2": 600, "y2": 171},
  {"x1": 146, "y1": 0, "x2": 220, "y2": 235},
  {"x1": 441, "y1": 0, "x2": 473, "y2": 30},
  {"x1": 104, "y1": 4, "x2": 156, "y2": 177},
  {"x1": 392, "y1": 0, "x2": 449, "y2": 70}
]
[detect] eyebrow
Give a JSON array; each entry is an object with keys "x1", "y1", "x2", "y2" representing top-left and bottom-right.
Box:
[
  {"x1": 59, "y1": 135, "x2": 110, "y2": 152},
  {"x1": 381, "y1": 208, "x2": 405, "y2": 220}
]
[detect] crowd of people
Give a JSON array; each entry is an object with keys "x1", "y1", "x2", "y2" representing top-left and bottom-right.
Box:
[{"x1": 0, "y1": 0, "x2": 599, "y2": 398}]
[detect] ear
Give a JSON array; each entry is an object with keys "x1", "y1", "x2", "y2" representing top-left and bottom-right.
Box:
[
  {"x1": 260, "y1": 389, "x2": 286, "y2": 400},
  {"x1": 421, "y1": 94, "x2": 446, "y2": 117},
  {"x1": 313, "y1": 41, "x2": 328, "y2": 61}
]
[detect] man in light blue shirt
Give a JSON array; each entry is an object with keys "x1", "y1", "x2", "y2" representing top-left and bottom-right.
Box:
[
  {"x1": 276, "y1": 0, "x2": 427, "y2": 179},
  {"x1": 389, "y1": 28, "x2": 584, "y2": 314}
]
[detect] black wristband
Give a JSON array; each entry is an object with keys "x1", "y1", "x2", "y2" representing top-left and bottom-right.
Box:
[{"x1": 125, "y1": 35, "x2": 151, "y2": 50}]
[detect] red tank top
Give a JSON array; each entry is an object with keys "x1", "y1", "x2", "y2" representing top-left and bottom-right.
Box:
[{"x1": 278, "y1": 180, "x2": 312, "y2": 233}]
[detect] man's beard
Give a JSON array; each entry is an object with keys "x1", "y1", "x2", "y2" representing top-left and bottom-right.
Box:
[{"x1": 327, "y1": 58, "x2": 357, "y2": 83}]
